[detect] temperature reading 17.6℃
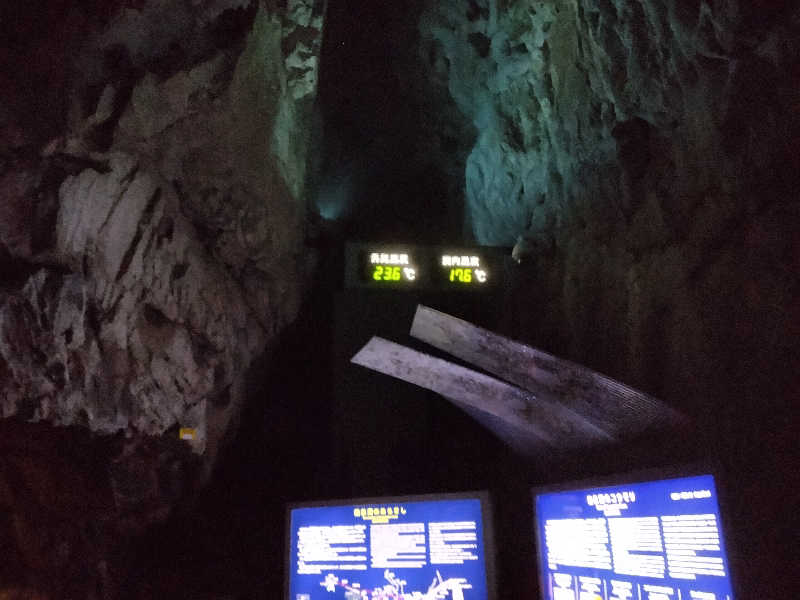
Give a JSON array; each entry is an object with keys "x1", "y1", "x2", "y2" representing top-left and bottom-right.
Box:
[{"x1": 441, "y1": 254, "x2": 488, "y2": 285}]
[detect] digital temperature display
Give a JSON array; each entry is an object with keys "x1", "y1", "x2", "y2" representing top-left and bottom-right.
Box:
[
  {"x1": 366, "y1": 251, "x2": 418, "y2": 284},
  {"x1": 372, "y1": 264, "x2": 417, "y2": 281},
  {"x1": 346, "y1": 244, "x2": 505, "y2": 291},
  {"x1": 441, "y1": 254, "x2": 489, "y2": 285}
]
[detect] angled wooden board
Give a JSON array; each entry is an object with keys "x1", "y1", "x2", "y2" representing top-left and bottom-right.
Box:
[
  {"x1": 351, "y1": 336, "x2": 614, "y2": 454},
  {"x1": 410, "y1": 305, "x2": 685, "y2": 438}
]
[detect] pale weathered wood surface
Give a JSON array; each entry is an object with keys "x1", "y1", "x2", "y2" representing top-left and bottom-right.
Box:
[
  {"x1": 410, "y1": 305, "x2": 684, "y2": 437},
  {"x1": 351, "y1": 336, "x2": 614, "y2": 453}
]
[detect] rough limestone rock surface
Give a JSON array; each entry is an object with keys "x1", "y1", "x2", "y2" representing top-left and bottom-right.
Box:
[
  {"x1": 420, "y1": 0, "x2": 799, "y2": 242},
  {"x1": 418, "y1": 0, "x2": 800, "y2": 404},
  {"x1": 0, "y1": 0, "x2": 324, "y2": 596},
  {"x1": 417, "y1": 0, "x2": 799, "y2": 595},
  {"x1": 1, "y1": 0, "x2": 323, "y2": 455}
]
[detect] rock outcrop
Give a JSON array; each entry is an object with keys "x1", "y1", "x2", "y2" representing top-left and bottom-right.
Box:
[
  {"x1": 417, "y1": 1, "x2": 799, "y2": 595},
  {"x1": 1, "y1": 0, "x2": 323, "y2": 457},
  {"x1": 420, "y1": 0, "x2": 800, "y2": 245},
  {"x1": 416, "y1": 0, "x2": 800, "y2": 403},
  {"x1": 0, "y1": 0, "x2": 324, "y2": 596}
]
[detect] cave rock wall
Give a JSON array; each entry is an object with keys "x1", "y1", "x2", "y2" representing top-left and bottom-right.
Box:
[
  {"x1": 418, "y1": 1, "x2": 799, "y2": 594},
  {"x1": 419, "y1": 0, "x2": 799, "y2": 399},
  {"x1": 1, "y1": 0, "x2": 324, "y2": 456},
  {"x1": 0, "y1": 1, "x2": 323, "y2": 594}
]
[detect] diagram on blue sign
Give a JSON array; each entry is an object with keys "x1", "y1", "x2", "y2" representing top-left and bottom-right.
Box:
[{"x1": 321, "y1": 569, "x2": 471, "y2": 600}]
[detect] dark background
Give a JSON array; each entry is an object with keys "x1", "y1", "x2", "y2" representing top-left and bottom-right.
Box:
[
  {"x1": 0, "y1": 0, "x2": 797, "y2": 598},
  {"x1": 127, "y1": 0, "x2": 796, "y2": 598}
]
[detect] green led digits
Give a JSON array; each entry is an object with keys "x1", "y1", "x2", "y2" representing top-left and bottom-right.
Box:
[
  {"x1": 441, "y1": 254, "x2": 488, "y2": 284},
  {"x1": 373, "y1": 265, "x2": 402, "y2": 281},
  {"x1": 449, "y1": 268, "x2": 472, "y2": 283},
  {"x1": 367, "y1": 251, "x2": 416, "y2": 283}
]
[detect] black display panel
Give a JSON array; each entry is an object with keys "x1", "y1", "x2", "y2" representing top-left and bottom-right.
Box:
[{"x1": 344, "y1": 244, "x2": 506, "y2": 291}]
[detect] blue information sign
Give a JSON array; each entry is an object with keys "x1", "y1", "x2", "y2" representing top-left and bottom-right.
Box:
[
  {"x1": 288, "y1": 497, "x2": 491, "y2": 600},
  {"x1": 534, "y1": 474, "x2": 734, "y2": 600}
]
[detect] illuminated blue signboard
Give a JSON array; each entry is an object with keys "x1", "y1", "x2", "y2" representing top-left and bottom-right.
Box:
[
  {"x1": 287, "y1": 494, "x2": 495, "y2": 600},
  {"x1": 534, "y1": 474, "x2": 734, "y2": 600}
]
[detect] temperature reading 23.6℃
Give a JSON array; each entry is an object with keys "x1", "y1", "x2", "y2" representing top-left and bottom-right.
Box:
[{"x1": 369, "y1": 252, "x2": 417, "y2": 282}]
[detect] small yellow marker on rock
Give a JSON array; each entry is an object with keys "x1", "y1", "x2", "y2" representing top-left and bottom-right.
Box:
[{"x1": 179, "y1": 428, "x2": 196, "y2": 441}]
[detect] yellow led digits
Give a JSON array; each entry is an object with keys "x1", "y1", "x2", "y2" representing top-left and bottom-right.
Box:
[
  {"x1": 442, "y1": 254, "x2": 488, "y2": 285},
  {"x1": 449, "y1": 268, "x2": 472, "y2": 283},
  {"x1": 368, "y1": 251, "x2": 416, "y2": 283},
  {"x1": 373, "y1": 265, "x2": 403, "y2": 281},
  {"x1": 353, "y1": 245, "x2": 499, "y2": 289}
]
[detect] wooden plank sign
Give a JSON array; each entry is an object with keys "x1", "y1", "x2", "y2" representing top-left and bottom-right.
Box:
[
  {"x1": 351, "y1": 336, "x2": 614, "y2": 454},
  {"x1": 410, "y1": 305, "x2": 685, "y2": 438}
]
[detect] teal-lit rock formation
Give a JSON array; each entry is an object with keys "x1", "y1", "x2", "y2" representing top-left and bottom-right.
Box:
[
  {"x1": 413, "y1": 3, "x2": 798, "y2": 595},
  {"x1": 416, "y1": 0, "x2": 799, "y2": 400}
]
